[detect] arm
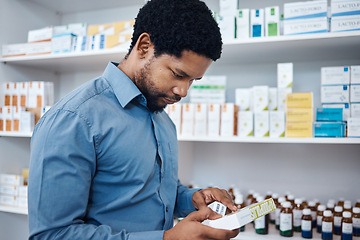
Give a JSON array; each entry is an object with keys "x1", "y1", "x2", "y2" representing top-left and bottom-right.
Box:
[
  {"x1": 28, "y1": 109, "x2": 163, "y2": 240},
  {"x1": 173, "y1": 180, "x2": 199, "y2": 218}
]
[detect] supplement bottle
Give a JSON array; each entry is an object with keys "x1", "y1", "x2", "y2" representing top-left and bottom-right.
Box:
[
  {"x1": 355, "y1": 200, "x2": 360, "y2": 208},
  {"x1": 334, "y1": 206, "x2": 343, "y2": 235},
  {"x1": 246, "y1": 190, "x2": 254, "y2": 206},
  {"x1": 234, "y1": 194, "x2": 246, "y2": 232},
  {"x1": 293, "y1": 198, "x2": 303, "y2": 232},
  {"x1": 302, "y1": 208, "x2": 313, "y2": 239},
  {"x1": 327, "y1": 202, "x2": 335, "y2": 213},
  {"x1": 308, "y1": 201, "x2": 317, "y2": 228},
  {"x1": 322, "y1": 210, "x2": 333, "y2": 240},
  {"x1": 280, "y1": 201, "x2": 293, "y2": 237},
  {"x1": 276, "y1": 197, "x2": 286, "y2": 230},
  {"x1": 302, "y1": 199, "x2": 308, "y2": 209},
  {"x1": 338, "y1": 198, "x2": 345, "y2": 207},
  {"x1": 270, "y1": 193, "x2": 279, "y2": 224},
  {"x1": 317, "y1": 205, "x2": 326, "y2": 233},
  {"x1": 288, "y1": 194, "x2": 295, "y2": 207},
  {"x1": 265, "y1": 191, "x2": 272, "y2": 200},
  {"x1": 344, "y1": 201, "x2": 352, "y2": 213},
  {"x1": 341, "y1": 211, "x2": 353, "y2": 240},
  {"x1": 254, "y1": 196, "x2": 268, "y2": 234},
  {"x1": 353, "y1": 207, "x2": 360, "y2": 237}
]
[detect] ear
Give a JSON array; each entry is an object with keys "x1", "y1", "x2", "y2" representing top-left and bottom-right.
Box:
[{"x1": 134, "y1": 33, "x2": 153, "y2": 60}]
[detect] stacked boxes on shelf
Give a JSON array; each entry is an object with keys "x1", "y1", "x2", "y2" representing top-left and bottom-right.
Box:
[
  {"x1": 314, "y1": 108, "x2": 346, "y2": 137},
  {"x1": 349, "y1": 65, "x2": 360, "y2": 137},
  {"x1": 0, "y1": 169, "x2": 28, "y2": 209},
  {"x1": 330, "y1": 0, "x2": 360, "y2": 33}
]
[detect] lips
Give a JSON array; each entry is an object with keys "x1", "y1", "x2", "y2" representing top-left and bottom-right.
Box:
[{"x1": 163, "y1": 97, "x2": 179, "y2": 105}]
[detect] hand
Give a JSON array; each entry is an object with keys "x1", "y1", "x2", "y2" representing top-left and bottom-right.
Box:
[
  {"x1": 192, "y1": 188, "x2": 237, "y2": 213},
  {"x1": 163, "y1": 207, "x2": 240, "y2": 240}
]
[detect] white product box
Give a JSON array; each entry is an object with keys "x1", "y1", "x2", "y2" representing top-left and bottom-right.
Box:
[
  {"x1": 88, "y1": 35, "x2": 106, "y2": 51},
  {"x1": 265, "y1": 6, "x2": 280, "y2": 36},
  {"x1": 0, "y1": 185, "x2": 19, "y2": 196},
  {"x1": 88, "y1": 20, "x2": 134, "y2": 36},
  {"x1": 168, "y1": 104, "x2": 182, "y2": 134},
  {"x1": 26, "y1": 41, "x2": 52, "y2": 55},
  {"x1": 321, "y1": 66, "x2": 350, "y2": 85},
  {"x1": 4, "y1": 82, "x2": 12, "y2": 106},
  {"x1": 203, "y1": 198, "x2": 276, "y2": 230},
  {"x1": 331, "y1": 0, "x2": 360, "y2": 17},
  {"x1": 284, "y1": 0, "x2": 328, "y2": 20},
  {"x1": 190, "y1": 76, "x2": 226, "y2": 104},
  {"x1": 278, "y1": 88, "x2": 293, "y2": 111},
  {"x1": 237, "y1": 111, "x2": 254, "y2": 137},
  {"x1": 270, "y1": 111, "x2": 285, "y2": 138},
  {"x1": 251, "y1": 9, "x2": 265, "y2": 38},
  {"x1": 221, "y1": 103, "x2": 237, "y2": 136},
  {"x1": 351, "y1": 84, "x2": 360, "y2": 102},
  {"x1": 322, "y1": 103, "x2": 351, "y2": 121},
  {"x1": 235, "y1": 88, "x2": 252, "y2": 111},
  {"x1": 0, "y1": 195, "x2": 18, "y2": 207},
  {"x1": 68, "y1": 23, "x2": 88, "y2": 36},
  {"x1": 252, "y1": 86, "x2": 269, "y2": 112},
  {"x1": 348, "y1": 117, "x2": 360, "y2": 137},
  {"x1": 254, "y1": 111, "x2": 269, "y2": 137},
  {"x1": 321, "y1": 85, "x2": 350, "y2": 103},
  {"x1": 19, "y1": 82, "x2": 29, "y2": 108},
  {"x1": 351, "y1": 65, "x2": 360, "y2": 84},
  {"x1": 351, "y1": 103, "x2": 360, "y2": 117},
  {"x1": 181, "y1": 103, "x2": 195, "y2": 136},
  {"x1": 219, "y1": 15, "x2": 236, "y2": 41},
  {"x1": 20, "y1": 111, "x2": 35, "y2": 133},
  {"x1": 0, "y1": 107, "x2": 3, "y2": 132},
  {"x1": 18, "y1": 196, "x2": 28, "y2": 208},
  {"x1": 1, "y1": 43, "x2": 28, "y2": 58},
  {"x1": 208, "y1": 104, "x2": 221, "y2": 137},
  {"x1": 3, "y1": 106, "x2": 12, "y2": 132},
  {"x1": 28, "y1": 81, "x2": 54, "y2": 108},
  {"x1": 18, "y1": 186, "x2": 28, "y2": 198},
  {"x1": 208, "y1": 201, "x2": 227, "y2": 217},
  {"x1": 331, "y1": 15, "x2": 360, "y2": 32},
  {"x1": 52, "y1": 33, "x2": 76, "y2": 54},
  {"x1": 11, "y1": 82, "x2": 20, "y2": 107},
  {"x1": 194, "y1": 104, "x2": 208, "y2": 136},
  {"x1": 219, "y1": 0, "x2": 238, "y2": 16},
  {"x1": 28, "y1": 27, "x2": 53, "y2": 43},
  {"x1": 284, "y1": 17, "x2": 328, "y2": 35},
  {"x1": 268, "y1": 88, "x2": 278, "y2": 111},
  {"x1": 12, "y1": 106, "x2": 21, "y2": 132},
  {"x1": 73, "y1": 36, "x2": 88, "y2": 52},
  {"x1": 236, "y1": 9, "x2": 250, "y2": 38},
  {"x1": 278, "y1": 63, "x2": 293, "y2": 89},
  {"x1": 0, "y1": 174, "x2": 23, "y2": 186}
]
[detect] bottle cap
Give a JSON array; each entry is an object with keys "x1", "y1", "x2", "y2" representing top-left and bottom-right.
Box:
[
  {"x1": 328, "y1": 199, "x2": 336, "y2": 204},
  {"x1": 344, "y1": 200, "x2": 352, "y2": 206},
  {"x1": 288, "y1": 194, "x2": 295, "y2": 200},
  {"x1": 327, "y1": 202, "x2": 335, "y2": 208},
  {"x1": 272, "y1": 193, "x2": 279, "y2": 199},
  {"x1": 344, "y1": 203, "x2": 352, "y2": 209},
  {"x1": 266, "y1": 190, "x2": 272, "y2": 195},
  {"x1": 295, "y1": 198, "x2": 302, "y2": 205},
  {"x1": 283, "y1": 201, "x2": 291, "y2": 208},
  {"x1": 303, "y1": 208, "x2": 311, "y2": 215},
  {"x1": 256, "y1": 196, "x2": 265, "y2": 202},
  {"x1": 353, "y1": 207, "x2": 360, "y2": 214},
  {"x1": 343, "y1": 211, "x2": 351, "y2": 218},
  {"x1": 313, "y1": 199, "x2": 320, "y2": 203},
  {"x1": 318, "y1": 205, "x2": 326, "y2": 211},
  {"x1": 278, "y1": 197, "x2": 285, "y2": 203},
  {"x1": 335, "y1": 206, "x2": 343, "y2": 212},
  {"x1": 324, "y1": 210, "x2": 332, "y2": 217},
  {"x1": 235, "y1": 194, "x2": 244, "y2": 205},
  {"x1": 308, "y1": 201, "x2": 316, "y2": 207}
]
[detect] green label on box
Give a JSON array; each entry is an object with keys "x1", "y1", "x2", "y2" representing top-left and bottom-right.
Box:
[
  {"x1": 271, "y1": 8, "x2": 275, "y2": 16},
  {"x1": 238, "y1": 10, "x2": 243, "y2": 18},
  {"x1": 268, "y1": 23, "x2": 278, "y2": 36}
]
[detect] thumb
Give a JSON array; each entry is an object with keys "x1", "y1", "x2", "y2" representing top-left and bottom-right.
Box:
[{"x1": 187, "y1": 208, "x2": 222, "y2": 222}]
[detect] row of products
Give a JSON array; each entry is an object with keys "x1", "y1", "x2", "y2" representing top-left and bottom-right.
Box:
[
  {"x1": 217, "y1": 0, "x2": 360, "y2": 41},
  {"x1": 0, "y1": 169, "x2": 29, "y2": 208},
  {"x1": 1, "y1": 20, "x2": 134, "y2": 57}
]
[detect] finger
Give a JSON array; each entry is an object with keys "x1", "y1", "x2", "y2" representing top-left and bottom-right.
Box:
[
  {"x1": 187, "y1": 207, "x2": 221, "y2": 222},
  {"x1": 201, "y1": 224, "x2": 240, "y2": 240},
  {"x1": 212, "y1": 189, "x2": 237, "y2": 212},
  {"x1": 192, "y1": 191, "x2": 208, "y2": 210}
]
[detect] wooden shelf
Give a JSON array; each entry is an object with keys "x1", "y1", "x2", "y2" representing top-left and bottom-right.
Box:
[
  {"x1": 0, "y1": 205, "x2": 28, "y2": 215},
  {"x1": 0, "y1": 132, "x2": 33, "y2": 138}
]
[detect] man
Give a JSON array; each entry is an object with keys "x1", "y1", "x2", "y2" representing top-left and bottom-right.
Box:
[{"x1": 28, "y1": 0, "x2": 240, "y2": 239}]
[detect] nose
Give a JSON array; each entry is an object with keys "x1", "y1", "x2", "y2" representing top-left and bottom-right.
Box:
[{"x1": 172, "y1": 81, "x2": 191, "y2": 98}]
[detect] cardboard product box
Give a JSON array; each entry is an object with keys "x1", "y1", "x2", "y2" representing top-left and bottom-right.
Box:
[
  {"x1": 250, "y1": 9, "x2": 265, "y2": 38},
  {"x1": 28, "y1": 81, "x2": 54, "y2": 108},
  {"x1": 20, "y1": 110, "x2": 35, "y2": 133},
  {"x1": 350, "y1": 84, "x2": 360, "y2": 102},
  {"x1": 321, "y1": 66, "x2": 350, "y2": 85},
  {"x1": 52, "y1": 33, "x2": 76, "y2": 54},
  {"x1": 0, "y1": 185, "x2": 19, "y2": 196},
  {"x1": 316, "y1": 108, "x2": 344, "y2": 122},
  {"x1": 270, "y1": 111, "x2": 285, "y2": 138},
  {"x1": 284, "y1": 17, "x2": 328, "y2": 35},
  {"x1": 73, "y1": 36, "x2": 88, "y2": 52},
  {"x1": 286, "y1": 108, "x2": 313, "y2": 123},
  {"x1": 19, "y1": 82, "x2": 29, "y2": 108},
  {"x1": 277, "y1": 88, "x2": 293, "y2": 111},
  {"x1": 0, "y1": 195, "x2": 18, "y2": 207},
  {"x1": 347, "y1": 117, "x2": 360, "y2": 137},
  {"x1": 194, "y1": 104, "x2": 208, "y2": 136},
  {"x1": 105, "y1": 34, "x2": 132, "y2": 49},
  {"x1": 190, "y1": 76, "x2": 226, "y2": 104},
  {"x1": 12, "y1": 106, "x2": 21, "y2": 132},
  {"x1": 18, "y1": 186, "x2": 28, "y2": 198},
  {"x1": 254, "y1": 111, "x2": 269, "y2": 137},
  {"x1": 0, "y1": 174, "x2": 24, "y2": 186},
  {"x1": 219, "y1": 15, "x2": 236, "y2": 41},
  {"x1": 1, "y1": 43, "x2": 28, "y2": 58},
  {"x1": 11, "y1": 82, "x2": 20, "y2": 107},
  {"x1": 87, "y1": 20, "x2": 135, "y2": 36},
  {"x1": 331, "y1": 0, "x2": 360, "y2": 17},
  {"x1": 277, "y1": 63, "x2": 293, "y2": 89},
  {"x1": 323, "y1": 103, "x2": 351, "y2": 121},
  {"x1": 3, "y1": 106, "x2": 12, "y2": 132},
  {"x1": 18, "y1": 196, "x2": 28, "y2": 208},
  {"x1": 28, "y1": 27, "x2": 53, "y2": 43},
  {"x1": 181, "y1": 103, "x2": 195, "y2": 136},
  {"x1": 68, "y1": 22, "x2": 88, "y2": 36},
  {"x1": 208, "y1": 104, "x2": 221, "y2": 137},
  {"x1": 88, "y1": 34, "x2": 106, "y2": 51},
  {"x1": 331, "y1": 15, "x2": 360, "y2": 32},
  {"x1": 252, "y1": 86, "x2": 269, "y2": 112},
  {"x1": 219, "y1": 0, "x2": 239, "y2": 15},
  {"x1": 286, "y1": 122, "x2": 313, "y2": 138},
  {"x1": 26, "y1": 41, "x2": 52, "y2": 55},
  {"x1": 235, "y1": 88, "x2": 252, "y2": 111},
  {"x1": 237, "y1": 111, "x2": 253, "y2": 137},
  {"x1": 203, "y1": 198, "x2": 276, "y2": 230},
  {"x1": 236, "y1": 9, "x2": 250, "y2": 38},
  {"x1": 321, "y1": 85, "x2": 350, "y2": 103},
  {"x1": 265, "y1": 6, "x2": 280, "y2": 37},
  {"x1": 286, "y1": 92, "x2": 313, "y2": 109},
  {"x1": 351, "y1": 103, "x2": 360, "y2": 117},
  {"x1": 168, "y1": 103, "x2": 182, "y2": 136},
  {"x1": 220, "y1": 103, "x2": 237, "y2": 136},
  {"x1": 4, "y1": 82, "x2": 12, "y2": 106},
  {"x1": 268, "y1": 88, "x2": 278, "y2": 111},
  {"x1": 351, "y1": 65, "x2": 360, "y2": 84},
  {"x1": 284, "y1": 0, "x2": 328, "y2": 20},
  {"x1": 0, "y1": 107, "x2": 3, "y2": 132},
  {"x1": 314, "y1": 122, "x2": 346, "y2": 137}
]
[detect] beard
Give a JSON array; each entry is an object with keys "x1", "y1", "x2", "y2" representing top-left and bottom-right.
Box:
[{"x1": 134, "y1": 59, "x2": 180, "y2": 113}]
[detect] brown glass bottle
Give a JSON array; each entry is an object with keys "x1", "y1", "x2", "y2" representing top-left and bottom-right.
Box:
[
  {"x1": 317, "y1": 205, "x2": 326, "y2": 233},
  {"x1": 353, "y1": 207, "x2": 360, "y2": 237},
  {"x1": 355, "y1": 200, "x2": 360, "y2": 208},
  {"x1": 322, "y1": 210, "x2": 333, "y2": 240},
  {"x1": 338, "y1": 198, "x2": 345, "y2": 207},
  {"x1": 302, "y1": 208, "x2": 313, "y2": 239},
  {"x1": 280, "y1": 201, "x2": 293, "y2": 237},
  {"x1": 308, "y1": 201, "x2": 317, "y2": 228},
  {"x1": 276, "y1": 197, "x2": 286, "y2": 230},
  {"x1": 334, "y1": 206, "x2": 343, "y2": 235},
  {"x1": 341, "y1": 211, "x2": 353, "y2": 240},
  {"x1": 293, "y1": 198, "x2": 304, "y2": 232},
  {"x1": 246, "y1": 190, "x2": 254, "y2": 206},
  {"x1": 327, "y1": 202, "x2": 335, "y2": 213},
  {"x1": 270, "y1": 193, "x2": 279, "y2": 224}
]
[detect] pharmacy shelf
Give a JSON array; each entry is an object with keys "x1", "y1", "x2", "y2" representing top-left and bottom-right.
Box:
[
  {"x1": 0, "y1": 205, "x2": 28, "y2": 215},
  {"x1": 178, "y1": 136, "x2": 360, "y2": 144},
  {"x1": 2, "y1": 31, "x2": 360, "y2": 72},
  {"x1": 0, "y1": 132, "x2": 33, "y2": 138}
]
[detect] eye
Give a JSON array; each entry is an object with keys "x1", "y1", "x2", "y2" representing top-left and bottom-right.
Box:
[{"x1": 171, "y1": 70, "x2": 183, "y2": 79}]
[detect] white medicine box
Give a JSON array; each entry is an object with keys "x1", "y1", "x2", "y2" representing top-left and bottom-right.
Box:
[
  {"x1": 208, "y1": 104, "x2": 221, "y2": 137},
  {"x1": 194, "y1": 104, "x2": 208, "y2": 136}
]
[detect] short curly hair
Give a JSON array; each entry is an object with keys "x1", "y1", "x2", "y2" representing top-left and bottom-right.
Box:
[{"x1": 127, "y1": 0, "x2": 222, "y2": 61}]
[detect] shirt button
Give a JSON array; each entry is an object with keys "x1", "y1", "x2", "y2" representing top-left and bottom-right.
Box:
[{"x1": 166, "y1": 206, "x2": 169, "y2": 212}]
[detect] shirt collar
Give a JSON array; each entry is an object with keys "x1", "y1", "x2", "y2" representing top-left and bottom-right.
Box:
[{"x1": 102, "y1": 62, "x2": 143, "y2": 108}]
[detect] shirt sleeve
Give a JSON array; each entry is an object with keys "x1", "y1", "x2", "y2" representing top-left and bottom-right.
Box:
[
  {"x1": 173, "y1": 180, "x2": 200, "y2": 218},
  {"x1": 28, "y1": 109, "x2": 164, "y2": 240}
]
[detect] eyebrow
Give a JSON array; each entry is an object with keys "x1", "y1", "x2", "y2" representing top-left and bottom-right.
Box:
[{"x1": 174, "y1": 68, "x2": 203, "y2": 80}]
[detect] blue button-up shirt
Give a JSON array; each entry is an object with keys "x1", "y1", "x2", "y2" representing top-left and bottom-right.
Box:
[{"x1": 28, "y1": 62, "x2": 198, "y2": 240}]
